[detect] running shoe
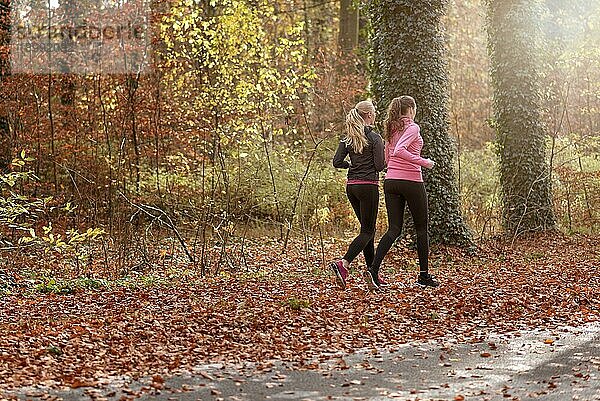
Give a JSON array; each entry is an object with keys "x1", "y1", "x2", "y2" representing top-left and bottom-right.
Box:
[
  {"x1": 330, "y1": 260, "x2": 348, "y2": 289},
  {"x1": 416, "y1": 272, "x2": 439, "y2": 288},
  {"x1": 363, "y1": 269, "x2": 380, "y2": 291}
]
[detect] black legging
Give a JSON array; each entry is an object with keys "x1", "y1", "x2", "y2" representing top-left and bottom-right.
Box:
[
  {"x1": 370, "y1": 179, "x2": 429, "y2": 276},
  {"x1": 343, "y1": 184, "x2": 379, "y2": 267}
]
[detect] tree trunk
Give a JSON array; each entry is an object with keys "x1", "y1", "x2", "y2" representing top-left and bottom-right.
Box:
[
  {"x1": 369, "y1": 0, "x2": 473, "y2": 247},
  {"x1": 58, "y1": 0, "x2": 78, "y2": 106},
  {"x1": 0, "y1": 0, "x2": 11, "y2": 171},
  {"x1": 486, "y1": 0, "x2": 556, "y2": 236},
  {"x1": 338, "y1": 0, "x2": 359, "y2": 54}
]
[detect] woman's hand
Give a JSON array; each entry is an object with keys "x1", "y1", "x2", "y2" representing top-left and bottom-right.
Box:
[{"x1": 423, "y1": 158, "x2": 435, "y2": 169}]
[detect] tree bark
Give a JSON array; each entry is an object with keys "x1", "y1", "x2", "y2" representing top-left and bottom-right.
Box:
[
  {"x1": 486, "y1": 0, "x2": 556, "y2": 236},
  {"x1": 369, "y1": 0, "x2": 473, "y2": 246}
]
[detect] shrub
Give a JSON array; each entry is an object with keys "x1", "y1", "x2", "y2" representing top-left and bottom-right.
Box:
[
  {"x1": 458, "y1": 143, "x2": 501, "y2": 238},
  {"x1": 1, "y1": 153, "x2": 105, "y2": 271},
  {"x1": 550, "y1": 134, "x2": 600, "y2": 234}
]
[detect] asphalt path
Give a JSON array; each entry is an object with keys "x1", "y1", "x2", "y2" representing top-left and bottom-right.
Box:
[{"x1": 6, "y1": 322, "x2": 600, "y2": 401}]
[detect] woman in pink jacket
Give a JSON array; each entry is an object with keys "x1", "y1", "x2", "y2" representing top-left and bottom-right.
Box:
[{"x1": 364, "y1": 96, "x2": 439, "y2": 290}]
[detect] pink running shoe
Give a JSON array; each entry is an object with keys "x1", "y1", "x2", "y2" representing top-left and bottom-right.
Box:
[
  {"x1": 330, "y1": 260, "x2": 348, "y2": 289},
  {"x1": 377, "y1": 275, "x2": 388, "y2": 286}
]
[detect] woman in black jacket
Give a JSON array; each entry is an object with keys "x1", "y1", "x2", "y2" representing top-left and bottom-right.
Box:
[{"x1": 330, "y1": 100, "x2": 385, "y2": 289}]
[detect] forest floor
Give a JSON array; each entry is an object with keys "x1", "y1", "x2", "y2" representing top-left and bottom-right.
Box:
[{"x1": 0, "y1": 232, "x2": 599, "y2": 400}]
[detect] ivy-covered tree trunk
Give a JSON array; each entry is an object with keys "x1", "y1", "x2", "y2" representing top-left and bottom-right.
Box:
[
  {"x1": 369, "y1": 0, "x2": 472, "y2": 246},
  {"x1": 486, "y1": 0, "x2": 556, "y2": 236}
]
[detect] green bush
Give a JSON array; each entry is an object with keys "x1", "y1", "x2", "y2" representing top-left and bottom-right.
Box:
[
  {"x1": 0, "y1": 151, "x2": 46, "y2": 237},
  {"x1": 458, "y1": 143, "x2": 501, "y2": 238},
  {"x1": 1, "y1": 153, "x2": 105, "y2": 270},
  {"x1": 230, "y1": 139, "x2": 349, "y2": 225},
  {"x1": 137, "y1": 137, "x2": 351, "y2": 235}
]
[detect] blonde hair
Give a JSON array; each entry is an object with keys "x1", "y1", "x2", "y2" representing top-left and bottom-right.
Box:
[
  {"x1": 344, "y1": 100, "x2": 375, "y2": 154},
  {"x1": 383, "y1": 96, "x2": 416, "y2": 141}
]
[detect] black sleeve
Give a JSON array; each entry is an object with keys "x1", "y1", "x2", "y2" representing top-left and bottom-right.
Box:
[
  {"x1": 333, "y1": 141, "x2": 350, "y2": 169},
  {"x1": 372, "y1": 133, "x2": 385, "y2": 172}
]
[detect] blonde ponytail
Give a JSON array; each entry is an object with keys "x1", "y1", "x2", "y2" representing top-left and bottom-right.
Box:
[{"x1": 344, "y1": 100, "x2": 374, "y2": 154}]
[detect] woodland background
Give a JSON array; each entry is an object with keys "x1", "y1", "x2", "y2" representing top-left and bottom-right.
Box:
[
  {"x1": 0, "y1": 0, "x2": 599, "y2": 288},
  {"x1": 0, "y1": 1, "x2": 599, "y2": 395}
]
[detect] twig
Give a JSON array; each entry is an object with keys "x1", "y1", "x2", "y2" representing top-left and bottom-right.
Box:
[{"x1": 118, "y1": 191, "x2": 194, "y2": 262}]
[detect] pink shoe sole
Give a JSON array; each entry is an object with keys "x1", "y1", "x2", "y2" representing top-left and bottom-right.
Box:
[{"x1": 330, "y1": 262, "x2": 347, "y2": 289}]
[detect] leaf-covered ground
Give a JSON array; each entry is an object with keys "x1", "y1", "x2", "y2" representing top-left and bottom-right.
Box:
[{"x1": 0, "y1": 233, "x2": 599, "y2": 394}]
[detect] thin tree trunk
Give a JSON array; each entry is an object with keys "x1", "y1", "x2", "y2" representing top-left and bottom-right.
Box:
[
  {"x1": 282, "y1": 139, "x2": 324, "y2": 251},
  {"x1": 338, "y1": 0, "x2": 359, "y2": 54},
  {"x1": 0, "y1": 0, "x2": 11, "y2": 171},
  {"x1": 97, "y1": 75, "x2": 114, "y2": 235},
  {"x1": 48, "y1": 72, "x2": 58, "y2": 192},
  {"x1": 127, "y1": 75, "x2": 141, "y2": 192},
  {"x1": 260, "y1": 119, "x2": 284, "y2": 239},
  {"x1": 153, "y1": 73, "x2": 162, "y2": 198}
]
